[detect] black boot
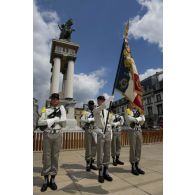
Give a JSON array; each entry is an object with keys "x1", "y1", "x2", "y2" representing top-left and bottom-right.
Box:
[
  {"x1": 103, "y1": 166, "x2": 113, "y2": 181},
  {"x1": 40, "y1": 175, "x2": 49, "y2": 192},
  {"x1": 112, "y1": 156, "x2": 117, "y2": 166},
  {"x1": 86, "y1": 160, "x2": 91, "y2": 172},
  {"x1": 50, "y1": 175, "x2": 57, "y2": 190},
  {"x1": 98, "y1": 166, "x2": 104, "y2": 183},
  {"x1": 116, "y1": 155, "x2": 124, "y2": 165},
  {"x1": 90, "y1": 159, "x2": 98, "y2": 170},
  {"x1": 131, "y1": 163, "x2": 139, "y2": 176},
  {"x1": 135, "y1": 162, "x2": 145, "y2": 175}
]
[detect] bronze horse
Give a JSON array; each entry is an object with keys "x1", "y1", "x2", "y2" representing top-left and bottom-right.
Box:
[{"x1": 58, "y1": 18, "x2": 75, "y2": 41}]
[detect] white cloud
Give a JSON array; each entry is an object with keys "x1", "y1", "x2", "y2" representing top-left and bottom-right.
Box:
[
  {"x1": 140, "y1": 68, "x2": 163, "y2": 80},
  {"x1": 102, "y1": 93, "x2": 111, "y2": 100},
  {"x1": 74, "y1": 68, "x2": 107, "y2": 107},
  {"x1": 102, "y1": 93, "x2": 113, "y2": 107},
  {"x1": 33, "y1": 1, "x2": 107, "y2": 108},
  {"x1": 33, "y1": 0, "x2": 59, "y2": 107},
  {"x1": 128, "y1": 0, "x2": 163, "y2": 49}
]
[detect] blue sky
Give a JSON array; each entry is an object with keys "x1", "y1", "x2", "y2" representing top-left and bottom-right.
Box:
[{"x1": 33, "y1": 0, "x2": 163, "y2": 108}]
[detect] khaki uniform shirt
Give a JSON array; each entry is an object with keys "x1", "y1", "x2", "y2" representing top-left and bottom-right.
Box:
[{"x1": 38, "y1": 105, "x2": 66, "y2": 130}]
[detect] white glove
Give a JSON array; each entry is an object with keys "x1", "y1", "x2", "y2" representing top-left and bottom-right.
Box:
[
  {"x1": 113, "y1": 121, "x2": 120, "y2": 127},
  {"x1": 88, "y1": 118, "x2": 95, "y2": 123},
  {"x1": 108, "y1": 95, "x2": 114, "y2": 102},
  {"x1": 47, "y1": 118, "x2": 55, "y2": 128},
  {"x1": 47, "y1": 117, "x2": 60, "y2": 128},
  {"x1": 134, "y1": 118, "x2": 139, "y2": 123},
  {"x1": 131, "y1": 117, "x2": 138, "y2": 123}
]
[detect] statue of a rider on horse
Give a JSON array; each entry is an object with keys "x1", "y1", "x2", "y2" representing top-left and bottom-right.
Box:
[{"x1": 58, "y1": 18, "x2": 75, "y2": 41}]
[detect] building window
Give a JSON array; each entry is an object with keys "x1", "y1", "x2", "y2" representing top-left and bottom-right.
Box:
[
  {"x1": 147, "y1": 106, "x2": 153, "y2": 116},
  {"x1": 147, "y1": 97, "x2": 151, "y2": 104},
  {"x1": 156, "y1": 94, "x2": 161, "y2": 102},
  {"x1": 157, "y1": 104, "x2": 163, "y2": 115},
  {"x1": 121, "y1": 106, "x2": 124, "y2": 112},
  {"x1": 152, "y1": 85, "x2": 156, "y2": 90}
]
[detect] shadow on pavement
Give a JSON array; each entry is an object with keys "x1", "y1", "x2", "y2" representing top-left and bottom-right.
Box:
[
  {"x1": 109, "y1": 166, "x2": 130, "y2": 173},
  {"x1": 33, "y1": 176, "x2": 43, "y2": 188},
  {"x1": 60, "y1": 163, "x2": 85, "y2": 170},
  {"x1": 61, "y1": 163, "x2": 98, "y2": 181},
  {"x1": 33, "y1": 166, "x2": 42, "y2": 173},
  {"x1": 62, "y1": 183, "x2": 109, "y2": 194}
]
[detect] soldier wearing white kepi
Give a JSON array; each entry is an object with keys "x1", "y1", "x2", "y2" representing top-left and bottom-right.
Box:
[
  {"x1": 93, "y1": 95, "x2": 114, "y2": 183},
  {"x1": 38, "y1": 93, "x2": 66, "y2": 192},
  {"x1": 110, "y1": 106, "x2": 125, "y2": 166},
  {"x1": 125, "y1": 101, "x2": 145, "y2": 176},
  {"x1": 80, "y1": 100, "x2": 98, "y2": 172}
]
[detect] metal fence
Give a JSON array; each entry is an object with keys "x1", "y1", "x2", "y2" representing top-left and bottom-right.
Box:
[{"x1": 33, "y1": 130, "x2": 163, "y2": 152}]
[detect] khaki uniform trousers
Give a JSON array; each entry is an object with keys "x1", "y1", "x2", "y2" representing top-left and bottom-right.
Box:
[
  {"x1": 41, "y1": 131, "x2": 62, "y2": 176},
  {"x1": 129, "y1": 129, "x2": 143, "y2": 163},
  {"x1": 96, "y1": 127, "x2": 112, "y2": 168},
  {"x1": 111, "y1": 131, "x2": 121, "y2": 157},
  {"x1": 85, "y1": 129, "x2": 97, "y2": 161}
]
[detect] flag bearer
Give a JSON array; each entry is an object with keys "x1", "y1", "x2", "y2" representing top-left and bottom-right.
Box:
[{"x1": 93, "y1": 95, "x2": 114, "y2": 183}]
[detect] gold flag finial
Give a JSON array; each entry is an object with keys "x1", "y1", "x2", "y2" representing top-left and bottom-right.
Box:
[{"x1": 123, "y1": 20, "x2": 130, "y2": 40}]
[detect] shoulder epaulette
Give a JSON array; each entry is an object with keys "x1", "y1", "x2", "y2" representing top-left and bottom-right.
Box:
[
  {"x1": 125, "y1": 108, "x2": 133, "y2": 115},
  {"x1": 41, "y1": 107, "x2": 46, "y2": 113}
]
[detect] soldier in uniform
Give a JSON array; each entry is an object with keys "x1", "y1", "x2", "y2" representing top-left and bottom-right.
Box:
[
  {"x1": 110, "y1": 106, "x2": 125, "y2": 166},
  {"x1": 125, "y1": 101, "x2": 145, "y2": 176},
  {"x1": 93, "y1": 95, "x2": 114, "y2": 183},
  {"x1": 80, "y1": 100, "x2": 98, "y2": 172},
  {"x1": 38, "y1": 93, "x2": 66, "y2": 192}
]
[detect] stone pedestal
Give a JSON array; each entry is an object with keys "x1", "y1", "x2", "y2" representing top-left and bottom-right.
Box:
[
  {"x1": 59, "y1": 99, "x2": 81, "y2": 131},
  {"x1": 48, "y1": 39, "x2": 81, "y2": 131}
]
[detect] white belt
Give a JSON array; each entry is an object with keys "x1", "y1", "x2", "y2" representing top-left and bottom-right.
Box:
[
  {"x1": 45, "y1": 129, "x2": 61, "y2": 134},
  {"x1": 113, "y1": 129, "x2": 121, "y2": 132},
  {"x1": 130, "y1": 128, "x2": 141, "y2": 132}
]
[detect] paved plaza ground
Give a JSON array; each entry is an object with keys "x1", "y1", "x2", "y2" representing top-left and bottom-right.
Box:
[{"x1": 33, "y1": 143, "x2": 163, "y2": 195}]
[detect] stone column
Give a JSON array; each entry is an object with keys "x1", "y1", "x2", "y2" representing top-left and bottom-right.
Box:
[
  {"x1": 50, "y1": 75, "x2": 52, "y2": 94},
  {"x1": 64, "y1": 60, "x2": 74, "y2": 99},
  {"x1": 50, "y1": 57, "x2": 61, "y2": 94},
  {"x1": 62, "y1": 73, "x2": 67, "y2": 98}
]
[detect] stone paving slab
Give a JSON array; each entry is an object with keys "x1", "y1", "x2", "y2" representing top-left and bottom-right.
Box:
[{"x1": 33, "y1": 143, "x2": 163, "y2": 195}]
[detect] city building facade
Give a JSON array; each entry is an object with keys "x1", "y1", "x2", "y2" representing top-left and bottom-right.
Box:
[
  {"x1": 112, "y1": 71, "x2": 163, "y2": 129},
  {"x1": 33, "y1": 98, "x2": 39, "y2": 130}
]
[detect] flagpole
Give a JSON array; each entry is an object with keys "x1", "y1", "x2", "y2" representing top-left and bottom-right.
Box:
[{"x1": 103, "y1": 39, "x2": 125, "y2": 134}]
